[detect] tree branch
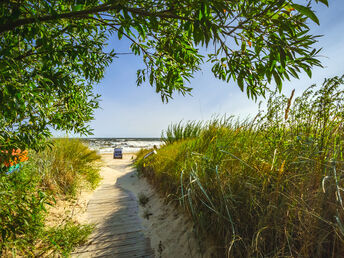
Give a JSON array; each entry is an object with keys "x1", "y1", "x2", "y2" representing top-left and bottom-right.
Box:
[
  {"x1": 0, "y1": 3, "x2": 117, "y2": 33},
  {"x1": 0, "y1": 3, "x2": 190, "y2": 34}
]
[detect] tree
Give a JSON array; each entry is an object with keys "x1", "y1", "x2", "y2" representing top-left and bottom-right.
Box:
[{"x1": 0, "y1": 0, "x2": 328, "y2": 161}]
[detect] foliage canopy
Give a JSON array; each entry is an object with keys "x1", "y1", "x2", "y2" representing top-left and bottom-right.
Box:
[{"x1": 0, "y1": 0, "x2": 327, "y2": 154}]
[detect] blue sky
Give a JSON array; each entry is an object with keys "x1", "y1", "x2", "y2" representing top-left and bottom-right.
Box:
[{"x1": 59, "y1": 1, "x2": 344, "y2": 138}]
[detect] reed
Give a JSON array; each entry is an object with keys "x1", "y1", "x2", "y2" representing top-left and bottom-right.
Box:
[{"x1": 136, "y1": 75, "x2": 344, "y2": 257}]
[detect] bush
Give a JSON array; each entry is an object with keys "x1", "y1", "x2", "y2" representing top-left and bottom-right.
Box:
[
  {"x1": 0, "y1": 165, "x2": 50, "y2": 256},
  {"x1": 0, "y1": 138, "x2": 101, "y2": 256},
  {"x1": 136, "y1": 76, "x2": 344, "y2": 257}
]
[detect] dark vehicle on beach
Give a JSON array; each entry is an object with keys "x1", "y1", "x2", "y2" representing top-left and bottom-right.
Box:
[{"x1": 113, "y1": 148, "x2": 123, "y2": 159}]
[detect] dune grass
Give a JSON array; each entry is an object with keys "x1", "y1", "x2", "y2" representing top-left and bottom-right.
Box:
[
  {"x1": 136, "y1": 75, "x2": 344, "y2": 257},
  {"x1": 33, "y1": 138, "x2": 102, "y2": 196},
  {"x1": 161, "y1": 120, "x2": 203, "y2": 144},
  {"x1": 0, "y1": 138, "x2": 100, "y2": 256}
]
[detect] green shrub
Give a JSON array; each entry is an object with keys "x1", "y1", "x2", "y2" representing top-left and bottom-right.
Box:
[
  {"x1": 136, "y1": 76, "x2": 344, "y2": 257},
  {"x1": 0, "y1": 163, "x2": 50, "y2": 256},
  {"x1": 0, "y1": 138, "x2": 101, "y2": 256},
  {"x1": 41, "y1": 221, "x2": 94, "y2": 257}
]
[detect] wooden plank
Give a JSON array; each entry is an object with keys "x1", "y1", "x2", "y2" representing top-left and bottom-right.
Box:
[
  {"x1": 89, "y1": 215, "x2": 141, "y2": 225},
  {"x1": 73, "y1": 240, "x2": 152, "y2": 256},
  {"x1": 72, "y1": 165, "x2": 153, "y2": 258},
  {"x1": 87, "y1": 231, "x2": 144, "y2": 244},
  {"x1": 87, "y1": 196, "x2": 136, "y2": 202},
  {"x1": 74, "y1": 248, "x2": 154, "y2": 258},
  {"x1": 86, "y1": 211, "x2": 139, "y2": 220},
  {"x1": 86, "y1": 202, "x2": 136, "y2": 208},
  {"x1": 87, "y1": 196, "x2": 136, "y2": 204},
  {"x1": 88, "y1": 218, "x2": 142, "y2": 227},
  {"x1": 91, "y1": 223, "x2": 144, "y2": 234},
  {"x1": 86, "y1": 205, "x2": 138, "y2": 214},
  {"x1": 90, "y1": 192, "x2": 132, "y2": 197},
  {"x1": 90, "y1": 190, "x2": 128, "y2": 196},
  {"x1": 89, "y1": 229, "x2": 143, "y2": 240},
  {"x1": 87, "y1": 211, "x2": 139, "y2": 220},
  {"x1": 87, "y1": 200, "x2": 137, "y2": 207},
  {"x1": 86, "y1": 207, "x2": 138, "y2": 214},
  {"x1": 76, "y1": 235, "x2": 150, "y2": 252}
]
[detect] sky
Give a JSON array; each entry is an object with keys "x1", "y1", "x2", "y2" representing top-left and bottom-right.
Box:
[{"x1": 56, "y1": 0, "x2": 344, "y2": 138}]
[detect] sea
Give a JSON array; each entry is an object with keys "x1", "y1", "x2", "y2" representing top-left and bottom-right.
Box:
[{"x1": 83, "y1": 138, "x2": 163, "y2": 154}]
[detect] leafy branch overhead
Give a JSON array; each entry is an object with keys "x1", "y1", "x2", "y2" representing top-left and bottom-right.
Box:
[{"x1": 0, "y1": 0, "x2": 327, "y2": 152}]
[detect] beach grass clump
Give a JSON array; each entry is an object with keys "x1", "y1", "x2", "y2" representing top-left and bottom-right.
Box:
[
  {"x1": 138, "y1": 192, "x2": 150, "y2": 207},
  {"x1": 33, "y1": 138, "x2": 101, "y2": 196},
  {"x1": 136, "y1": 75, "x2": 344, "y2": 257},
  {"x1": 0, "y1": 138, "x2": 101, "y2": 256},
  {"x1": 39, "y1": 221, "x2": 94, "y2": 257},
  {"x1": 161, "y1": 120, "x2": 203, "y2": 144}
]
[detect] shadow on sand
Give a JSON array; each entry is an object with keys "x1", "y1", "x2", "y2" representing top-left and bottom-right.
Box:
[{"x1": 72, "y1": 167, "x2": 154, "y2": 257}]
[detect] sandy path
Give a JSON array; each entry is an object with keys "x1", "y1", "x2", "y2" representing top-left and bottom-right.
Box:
[
  {"x1": 72, "y1": 154, "x2": 153, "y2": 257},
  {"x1": 73, "y1": 154, "x2": 213, "y2": 258}
]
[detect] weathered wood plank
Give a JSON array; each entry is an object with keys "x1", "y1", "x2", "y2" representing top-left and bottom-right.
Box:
[
  {"x1": 75, "y1": 236, "x2": 150, "y2": 253},
  {"x1": 72, "y1": 164, "x2": 153, "y2": 258},
  {"x1": 86, "y1": 206, "x2": 138, "y2": 215},
  {"x1": 74, "y1": 248, "x2": 154, "y2": 258},
  {"x1": 87, "y1": 196, "x2": 135, "y2": 202},
  {"x1": 87, "y1": 231, "x2": 144, "y2": 244},
  {"x1": 91, "y1": 224, "x2": 144, "y2": 236},
  {"x1": 87, "y1": 216, "x2": 141, "y2": 225},
  {"x1": 89, "y1": 229, "x2": 143, "y2": 240},
  {"x1": 87, "y1": 201, "x2": 137, "y2": 208}
]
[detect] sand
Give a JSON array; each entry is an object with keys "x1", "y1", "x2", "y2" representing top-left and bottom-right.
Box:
[
  {"x1": 44, "y1": 182, "x2": 94, "y2": 228},
  {"x1": 72, "y1": 153, "x2": 214, "y2": 257}
]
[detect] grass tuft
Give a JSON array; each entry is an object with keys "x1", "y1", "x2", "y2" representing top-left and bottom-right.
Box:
[
  {"x1": 138, "y1": 192, "x2": 149, "y2": 207},
  {"x1": 42, "y1": 221, "x2": 94, "y2": 257}
]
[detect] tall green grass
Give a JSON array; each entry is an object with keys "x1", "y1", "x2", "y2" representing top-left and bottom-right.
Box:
[
  {"x1": 136, "y1": 75, "x2": 344, "y2": 257},
  {"x1": 162, "y1": 120, "x2": 203, "y2": 144},
  {"x1": 34, "y1": 138, "x2": 101, "y2": 196},
  {"x1": 0, "y1": 138, "x2": 100, "y2": 256}
]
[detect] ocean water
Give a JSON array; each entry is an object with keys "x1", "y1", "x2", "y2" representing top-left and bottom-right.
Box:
[{"x1": 84, "y1": 138, "x2": 162, "y2": 154}]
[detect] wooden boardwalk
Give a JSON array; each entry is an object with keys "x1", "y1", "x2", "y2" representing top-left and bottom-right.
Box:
[{"x1": 72, "y1": 178, "x2": 154, "y2": 257}]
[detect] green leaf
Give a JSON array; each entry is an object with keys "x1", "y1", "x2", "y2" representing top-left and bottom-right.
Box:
[
  {"x1": 118, "y1": 26, "x2": 124, "y2": 40},
  {"x1": 278, "y1": 47, "x2": 286, "y2": 68},
  {"x1": 273, "y1": 70, "x2": 282, "y2": 91},
  {"x1": 303, "y1": 65, "x2": 312, "y2": 78},
  {"x1": 316, "y1": 0, "x2": 329, "y2": 6},
  {"x1": 237, "y1": 71, "x2": 244, "y2": 91},
  {"x1": 198, "y1": 9, "x2": 203, "y2": 21},
  {"x1": 72, "y1": 4, "x2": 83, "y2": 12},
  {"x1": 292, "y1": 4, "x2": 320, "y2": 25},
  {"x1": 288, "y1": 67, "x2": 299, "y2": 79}
]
